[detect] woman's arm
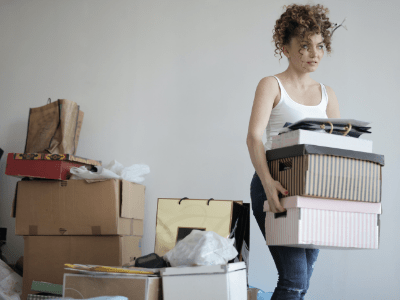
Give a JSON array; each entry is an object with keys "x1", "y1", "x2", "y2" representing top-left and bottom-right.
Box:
[
  {"x1": 325, "y1": 85, "x2": 341, "y2": 118},
  {"x1": 247, "y1": 77, "x2": 287, "y2": 213}
]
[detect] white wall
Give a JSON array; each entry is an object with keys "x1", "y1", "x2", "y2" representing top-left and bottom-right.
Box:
[{"x1": 0, "y1": 1, "x2": 399, "y2": 299}]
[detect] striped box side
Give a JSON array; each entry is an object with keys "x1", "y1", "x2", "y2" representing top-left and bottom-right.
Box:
[
  {"x1": 268, "y1": 156, "x2": 305, "y2": 197},
  {"x1": 299, "y1": 208, "x2": 378, "y2": 249},
  {"x1": 306, "y1": 154, "x2": 381, "y2": 203},
  {"x1": 265, "y1": 209, "x2": 299, "y2": 245}
]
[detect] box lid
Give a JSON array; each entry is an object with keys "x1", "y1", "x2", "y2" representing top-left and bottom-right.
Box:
[
  {"x1": 263, "y1": 196, "x2": 382, "y2": 214},
  {"x1": 266, "y1": 144, "x2": 384, "y2": 166},
  {"x1": 160, "y1": 262, "x2": 246, "y2": 276},
  {"x1": 12, "y1": 153, "x2": 101, "y2": 166}
]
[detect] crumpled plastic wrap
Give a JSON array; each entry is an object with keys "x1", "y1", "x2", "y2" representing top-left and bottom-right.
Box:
[
  {"x1": 70, "y1": 160, "x2": 150, "y2": 184},
  {"x1": 0, "y1": 259, "x2": 22, "y2": 300},
  {"x1": 163, "y1": 230, "x2": 238, "y2": 267}
]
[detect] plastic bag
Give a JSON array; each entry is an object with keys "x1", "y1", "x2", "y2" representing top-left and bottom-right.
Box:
[
  {"x1": 70, "y1": 160, "x2": 150, "y2": 184},
  {"x1": 163, "y1": 230, "x2": 238, "y2": 267},
  {"x1": 0, "y1": 259, "x2": 22, "y2": 300}
]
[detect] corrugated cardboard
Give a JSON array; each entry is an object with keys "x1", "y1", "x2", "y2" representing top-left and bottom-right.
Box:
[
  {"x1": 160, "y1": 262, "x2": 247, "y2": 300},
  {"x1": 247, "y1": 288, "x2": 260, "y2": 300},
  {"x1": 266, "y1": 144, "x2": 384, "y2": 202},
  {"x1": 263, "y1": 196, "x2": 381, "y2": 249},
  {"x1": 22, "y1": 235, "x2": 142, "y2": 300},
  {"x1": 154, "y1": 198, "x2": 248, "y2": 259},
  {"x1": 271, "y1": 129, "x2": 373, "y2": 152},
  {"x1": 12, "y1": 179, "x2": 144, "y2": 236},
  {"x1": 63, "y1": 273, "x2": 162, "y2": 300},
  {"x1": 5, "y1": 152, "x2": 101, "y2": 180}
]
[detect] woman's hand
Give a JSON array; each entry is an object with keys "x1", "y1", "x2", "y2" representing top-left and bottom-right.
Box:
[{"x1": 263, "y1": 179, "x2": 288, "y2": 213}]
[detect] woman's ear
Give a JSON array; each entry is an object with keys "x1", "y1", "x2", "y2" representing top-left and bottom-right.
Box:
[{"x1": 283, "y1": 46, "x2": 290, "y2": 58}]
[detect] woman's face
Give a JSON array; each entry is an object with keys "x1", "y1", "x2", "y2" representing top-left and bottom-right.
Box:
[{"x1": 283, "y1": 33, "x2": 325, "y2": 72}]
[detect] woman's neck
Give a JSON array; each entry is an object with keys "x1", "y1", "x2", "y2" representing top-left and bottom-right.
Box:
[{"x1": 278, "y1": 67, "x2": 315, "y2": 90}]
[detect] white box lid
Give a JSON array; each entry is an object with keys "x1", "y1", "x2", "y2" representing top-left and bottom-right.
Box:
[
  {"x1": 263, "y1": 196, "x2": 381, "y2": 214},
  {"x1": 160, "y1": 262, "x2": 246, "y2": 277}
]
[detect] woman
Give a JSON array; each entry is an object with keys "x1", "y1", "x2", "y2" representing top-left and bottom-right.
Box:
[{"x1": 246, "y1": 4, "x2": 341, "y2": 300}]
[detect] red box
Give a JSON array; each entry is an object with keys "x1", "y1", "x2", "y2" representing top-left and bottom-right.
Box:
[{"x1": 5, "y1": 153, "x2": 101, "y2": 180}]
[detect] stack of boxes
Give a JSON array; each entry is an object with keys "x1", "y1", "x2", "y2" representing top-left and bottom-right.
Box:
[
  {"x1": 4, "y1": 100, "x2": 251, "y2": 299},
  {"x1": 263, "y1": 128, "x2": 384, "y2": 249},
  {"x1": 8, "y1": 167, "x2": 146, "y2": 299},
  {"x1": 5, "y1": 100, "x2": 146, "y2": 299}
]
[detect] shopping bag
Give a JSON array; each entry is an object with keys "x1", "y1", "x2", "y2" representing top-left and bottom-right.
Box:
[
  {"x1": 24, "y1": 99, "x2": 84, "y2": 155},
  {"x1": 154, "y1": 197, "x2": 249, "y2": 261},
  {"x1": 278, "y1": 118, "x2": 371, "y2": 138}
]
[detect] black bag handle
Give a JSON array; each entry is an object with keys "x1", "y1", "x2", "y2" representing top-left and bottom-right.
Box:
[
  {"x1": 178, "y1": 197, "x2": 189, "y2": 204},
  {"x1": 178, "y1": 197, "x2": 215, "y2": 205}
]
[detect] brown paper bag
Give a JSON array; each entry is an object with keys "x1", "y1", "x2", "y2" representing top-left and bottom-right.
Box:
[
  {"x1": 154, "y1": 198, "x2": 249, "y2": 261},
  {"x1": 24, "y1": 99, "x2": 84, "y2": 155}
]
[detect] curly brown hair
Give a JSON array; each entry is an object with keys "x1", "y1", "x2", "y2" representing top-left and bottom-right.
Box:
[{"x1": 272, "y1": 4, "x2": 334, "y2": 60}]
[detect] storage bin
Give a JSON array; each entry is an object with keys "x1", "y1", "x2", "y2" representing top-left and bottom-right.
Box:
[
  {"x1": 266, "y1": 144, "x2": 384, "y2": 202},
  {"x1": 263, "y1": 196, "x2": 381, "y2": 249}
]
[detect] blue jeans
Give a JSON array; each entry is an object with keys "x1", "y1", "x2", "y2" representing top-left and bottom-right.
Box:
[{"x1": 250, "y1": 172, "x2": 319, "y2": 300}]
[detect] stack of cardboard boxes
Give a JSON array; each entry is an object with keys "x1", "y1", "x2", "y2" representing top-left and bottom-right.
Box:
[
  {"x1": 263, "y1": 128, "x2": 384, "y2": 249},
  {"x1": 6, "y1": 157, "x2": 145, "y2": 299},
  {"x1": 8, "y1": 164, "x2": 146, "y2": 299}
]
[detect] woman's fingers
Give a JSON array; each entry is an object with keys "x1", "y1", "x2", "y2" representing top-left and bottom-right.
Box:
[
  {"x1": 275, "y1": 181, "x2": 289, "y2": 196},
  {"x1": 268, "y1": 194, "x2": 286, "y2": 213},
  {"x1": 273, "y1": 196, "x2": 286, "y2": 212},
  {"x1": 265, "y1": 181, "x2": 287, "y2": 213}
]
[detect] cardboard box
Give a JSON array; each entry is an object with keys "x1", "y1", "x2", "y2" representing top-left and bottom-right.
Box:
[
  {"x1": 247, "y1": 288, "x2": 260, "y2": 300},
  {"x1": 63, "y1": 273, "x2": 162, "y2": 300},
  {"x1": 266, "y1": 144, "x2": 384, "y2": 203},
  {"x1": 271, "y1": 129, "x2": 373, "y2": 152},
  {"x1": 5, "y1": 152, "x2": 101, "y2": 180},
  {"x1": 12, "y1": 179, "x2": 144, "y2": 236},
  {"x1": 154, "y1": 198, "x2": 249, "y2": 258},
  {"x1": 22, "y1": 235, "x2": 142, "y2": 300},
  {"x1": 263, "y1": 196, "x2": 381, "y2": 249},
  {"x1": 160, "y1": 262, "x2": 247, "y2": 300}
]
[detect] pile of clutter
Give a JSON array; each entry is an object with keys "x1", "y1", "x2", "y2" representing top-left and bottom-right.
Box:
[
  {"x1": 3, "y1": 99, "x2": 252, "y2": 300},
  {"x1": 264, "y1": 118, "x2": 384, "y2": 249}
]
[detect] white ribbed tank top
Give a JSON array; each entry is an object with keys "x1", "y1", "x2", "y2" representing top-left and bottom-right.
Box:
[{"x1": 264, "y1": 76, "x2": 328, "y2": 150}]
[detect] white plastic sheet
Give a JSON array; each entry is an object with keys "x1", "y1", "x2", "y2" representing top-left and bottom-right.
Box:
[
  {"x1": 0, "y1": 259, "x2": 22, "y2": 300},
  {"x1": 70, "y1": 160, "x2": 150, "y2": 184},
  {"x1": 163, "y1": 230, "x2": 238, "y2": 267}
]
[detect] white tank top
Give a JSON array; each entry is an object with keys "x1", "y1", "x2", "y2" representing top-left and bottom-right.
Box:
[{"x1": 264, "y1": 76, "x2": 329, "y2": 150}]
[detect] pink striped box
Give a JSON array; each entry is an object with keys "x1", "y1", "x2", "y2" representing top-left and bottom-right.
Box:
[{"x1": 263, "y1": 196, "x2": 381, "y2": 249}]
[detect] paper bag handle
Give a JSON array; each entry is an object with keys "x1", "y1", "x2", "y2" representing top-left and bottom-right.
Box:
[
  {"x1": 319, "y1": 122, "x2": 352, "y2": 136},
  {"x1": 319, "y1": 121, "x2": 334, "y2": 134},
  {"x1": 178, "y1": 197, "x2": 215, "y2": 205},
  {"x1": 178, "y1": 197, "x2": 189, "y2": 204}
]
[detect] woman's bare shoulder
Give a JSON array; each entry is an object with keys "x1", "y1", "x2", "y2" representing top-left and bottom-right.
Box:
[
  {"x1": 257, "y1": 76, "x2": 279, "y2": 90},
  {"x1": 255, "y1": 76, "x2": 280, "y2": 108}
]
